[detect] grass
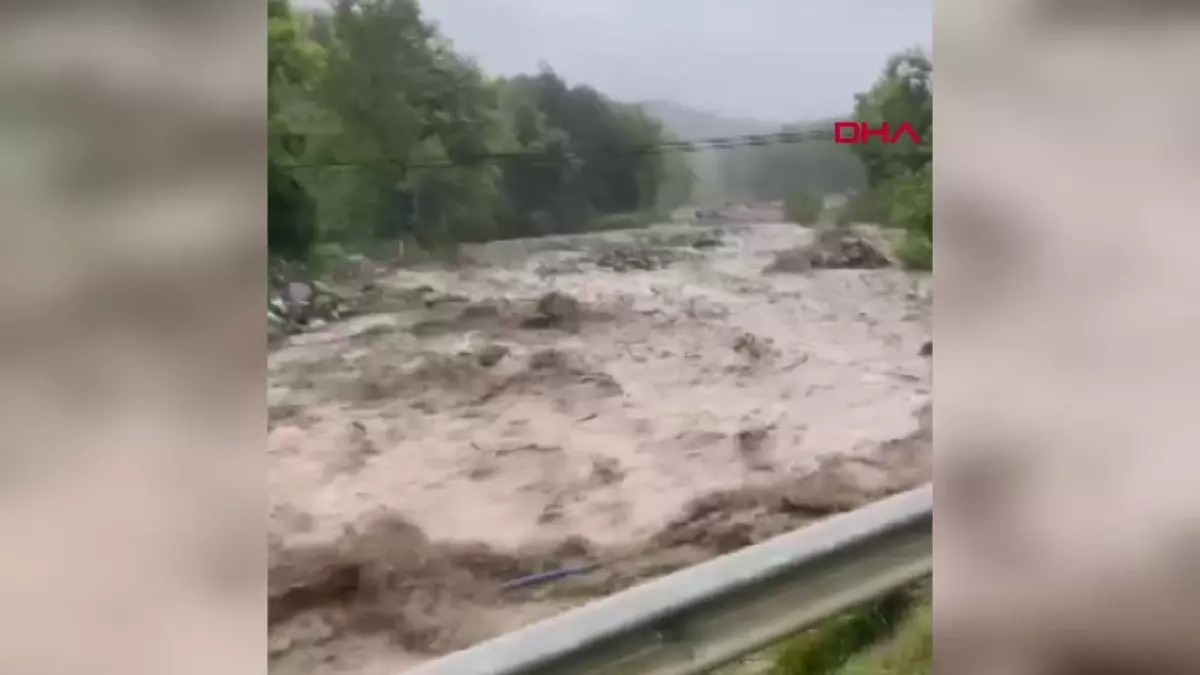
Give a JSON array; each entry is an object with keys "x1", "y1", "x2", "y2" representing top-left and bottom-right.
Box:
[
  {"x1": 834, "y1": 603, "x2": 931, "y2": 675},
  {"x1": 767, "y1": 582, "x2": 931, "y2": 675}
]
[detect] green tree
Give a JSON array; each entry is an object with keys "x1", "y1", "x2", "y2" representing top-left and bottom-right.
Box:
[
  {"x1": 493, "y1": 75, "x2": 589, "y2": 236},
  {"x1": 268, "y1": 0, "x2": 325, "y2": 259},
  {"x1": 848, "y1": 48, "x2": 932, "y2": 187},
  {"x1": 847, "y1": 48, "x2": 933, "y2": 269},
  {"x1": 267, "y1": 0, "x2": 683, "y2": 260},
  {"x1": 280, "y1": 0, "x2": 500, "y2": 250},
  {"x1": 491, "y1": 69, "x2": 679, "y2": 235}
]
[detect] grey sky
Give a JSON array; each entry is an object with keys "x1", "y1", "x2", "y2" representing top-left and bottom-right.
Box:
[{"x1": 296, "y1": 0, "x2": 931, "y2": 123}]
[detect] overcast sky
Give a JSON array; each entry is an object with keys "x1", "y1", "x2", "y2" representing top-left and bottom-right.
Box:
[{"x1": 295, "y1": 0, "x2": 931, "y2": 123}]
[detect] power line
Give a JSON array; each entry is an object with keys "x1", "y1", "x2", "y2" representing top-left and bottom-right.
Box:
[{"x1": 277, "y1": 128, "x2": 836, "y2": 172}]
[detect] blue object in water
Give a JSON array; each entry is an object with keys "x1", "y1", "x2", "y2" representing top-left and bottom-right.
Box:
[{"x1": 500, "y1": 563, "x2": 601, "y2": 591}]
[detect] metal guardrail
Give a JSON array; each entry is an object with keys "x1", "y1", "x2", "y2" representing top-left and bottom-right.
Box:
[{"x1": 407, "y1": 484, "x2": 932, "y2": 675}]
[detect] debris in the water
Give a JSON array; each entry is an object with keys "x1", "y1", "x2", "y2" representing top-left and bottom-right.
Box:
[
  {"x1": 500, "y1": 563, "x2": 601, "y2": 591},
  {"x1": 521, "y1": 291, "x2": 582, "y2": 331},
  {"x1": 476, "y1": 344, "x2": 510, "y2": 368}
]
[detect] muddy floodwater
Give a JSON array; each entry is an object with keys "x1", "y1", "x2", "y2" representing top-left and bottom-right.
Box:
[{"x1": 267, "y1": 221, "x2": 932, "y2": 674}]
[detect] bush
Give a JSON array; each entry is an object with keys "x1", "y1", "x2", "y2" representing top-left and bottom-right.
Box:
[
  {"x1": 884, "y1": 167, "x2": 931, "y2": 240},
  {"x1": 897, "y1": 232, "x2": 931, "y2": 271},
  {"x1": 784, "y1": 189, "x2": 824, "y2": 225},
  {"x1": 874, "y1": 165, "x2": 931, "y2": 270}
]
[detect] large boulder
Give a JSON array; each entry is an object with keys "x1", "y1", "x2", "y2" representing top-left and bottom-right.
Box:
[
  {"x1": 521, "y1": 291, "x2": 583, "y2": 331},
  {"x1": 809, "y1": 228, "x2": 892, "y2": 269}
]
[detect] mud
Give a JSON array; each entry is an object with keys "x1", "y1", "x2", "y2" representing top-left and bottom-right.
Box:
[{"x1": 267, "y1": 222, "x2": 932, "y2": 674}]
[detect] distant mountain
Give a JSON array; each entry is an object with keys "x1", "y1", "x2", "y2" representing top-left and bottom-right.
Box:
[
  {"x1": 635, "y1": 101, "x2": 862, "y2": 206},
  {"x1": 639, "y1": 100, "x2": 843, "y2": 142},
  {"x1": 637, "y1": 100, "x2": 780, "y2": 141}
]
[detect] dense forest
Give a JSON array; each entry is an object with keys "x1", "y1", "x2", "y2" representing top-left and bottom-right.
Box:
[
  {"x1": 268, "y1": 0, "x2": 931, "y2": 268},
  {"x1": 268, "y1": 0, "x2": 694, "y2": 262}
]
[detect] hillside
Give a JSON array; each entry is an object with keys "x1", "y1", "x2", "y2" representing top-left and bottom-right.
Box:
[
  {"x1": 639, "y1": 100, "x2": 844, "y2": 141},
  {"x1": 638, "y1": 100, "x2": 780, "y2": 141}
]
